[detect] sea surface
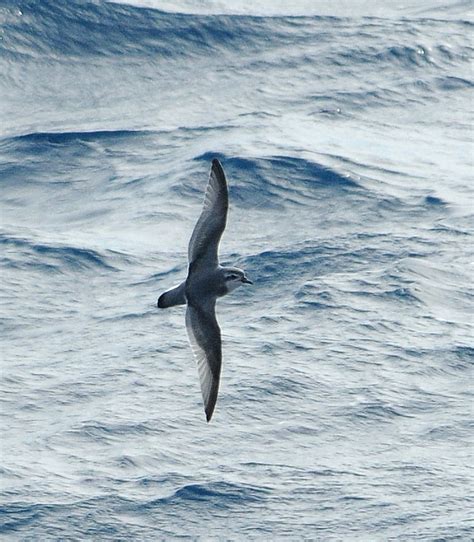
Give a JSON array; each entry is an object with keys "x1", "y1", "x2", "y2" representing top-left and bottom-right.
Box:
[{"x1": 1, "y1": 0, "x2": 473, "y2": 539}]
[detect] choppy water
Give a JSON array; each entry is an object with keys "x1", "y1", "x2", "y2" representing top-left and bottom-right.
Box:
[{"x1": 1, "y1": 0, "x2": 473, "y2": 539}]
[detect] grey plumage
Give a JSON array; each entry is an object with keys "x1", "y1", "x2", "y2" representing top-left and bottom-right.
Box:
[
  {"x1": 157, "y1": 281, "x2": 186, "y2": 308},
  {"x1": 158, "y1": 159, "x2": 252, "y2": 422}
]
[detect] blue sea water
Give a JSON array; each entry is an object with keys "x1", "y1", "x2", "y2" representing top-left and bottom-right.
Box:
[{"x1": 1, "y1": 0, "x2": 473, "y2": 539}]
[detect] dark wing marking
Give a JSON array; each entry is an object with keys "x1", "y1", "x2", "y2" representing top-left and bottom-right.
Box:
[
  {"x1": 188, "y1": 159, "x2": 228, "y2": 270},
  {"x1": 185, "y1": 301, "x2": 222, "y2": 422}
]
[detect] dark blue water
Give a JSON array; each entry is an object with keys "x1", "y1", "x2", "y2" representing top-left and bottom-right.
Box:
[{"x1": 1, "y1": 0, "x2": 473, "y2": 539}]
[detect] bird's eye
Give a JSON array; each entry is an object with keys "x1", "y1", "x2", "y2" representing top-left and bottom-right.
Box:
[{"x1": 228, "y1": 274, "x2": 237, "y2": 280}]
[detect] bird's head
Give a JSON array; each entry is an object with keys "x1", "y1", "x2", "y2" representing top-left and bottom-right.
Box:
[{"x1": 223, "y1": 267, "x2": 253, "y2": 292}]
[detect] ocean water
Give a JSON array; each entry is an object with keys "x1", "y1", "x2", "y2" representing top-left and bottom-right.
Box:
[{"x1": 1, "y1": 0, "x2": 473, "y2": 539}]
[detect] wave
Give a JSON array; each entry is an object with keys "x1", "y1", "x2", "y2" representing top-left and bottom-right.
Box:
[
  {"x1": 2, "y1": 0, "x2": 470, "y2": 65},
  {"x1": 66, "y1": 420, "x2": 156, "y2": 442},
  {"x1": 351, "y1": 400, "x2": 416, "y2": 422},
  {"x1": 435, "y1": 75, "x2": 474, "y2": 91},
  {"x1": 0, "y1": 503, "x2": 46, "y2": 534},
  {"x1": 0, "y1": 234, "x2": 118, "y2": 272},
  {"x1": 9, "y1": 129, "x2": 153, "y2": 144},
  {"x1": 192, "y1": 152, "x2": 360, "y2": 209},
  {"x1": 0, "y1": 498, "x2": 130, "y2": 536},
  {"x1": 140, "y1": 481, "x2": 269, "y2": 509},
  {"x1": 331, "y1": 44, "x2": 435, "y2": 69},
  {"x1": 239, "y1": 236, "x2": 406, "y2": 284},
  {"x1": 0, "y1": 483, "x2": 268, "y2": 536},
  {"x1": 1, "y1": 0, "x2": 307, "y2": 60}
]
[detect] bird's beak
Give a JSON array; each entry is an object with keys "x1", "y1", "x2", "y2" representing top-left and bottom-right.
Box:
[{"x1": 241, "y1": 277, "x2": 253, "y2": 285}]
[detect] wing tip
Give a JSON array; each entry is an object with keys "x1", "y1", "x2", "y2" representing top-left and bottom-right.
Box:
[
  {"x1": 205, "y1": 402, "x2": 216, "y2": 422},
  {"x1": 211, "y1": 158, "x2": 225, "y2": 180}
]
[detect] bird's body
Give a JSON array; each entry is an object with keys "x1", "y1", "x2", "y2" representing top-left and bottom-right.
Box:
[
  {"x1": 157, "y1": 159, "x2": 252, "y2": 422},
  {"x1": 187, "y1": 266, "x2": 227, "y2": 300}
]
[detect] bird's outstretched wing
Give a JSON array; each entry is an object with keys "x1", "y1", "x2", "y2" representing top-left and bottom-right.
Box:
[
  {"x1": 188, "y1": 159, "x2": 228, "y2": 270},
  {"x1": 185, "y1": 301, "x2": 222, "y2": 422}
]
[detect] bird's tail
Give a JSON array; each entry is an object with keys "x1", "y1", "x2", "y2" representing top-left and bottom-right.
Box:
[{"x1": 157, "y1": 281, "x2": 186, "y2": 308}]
